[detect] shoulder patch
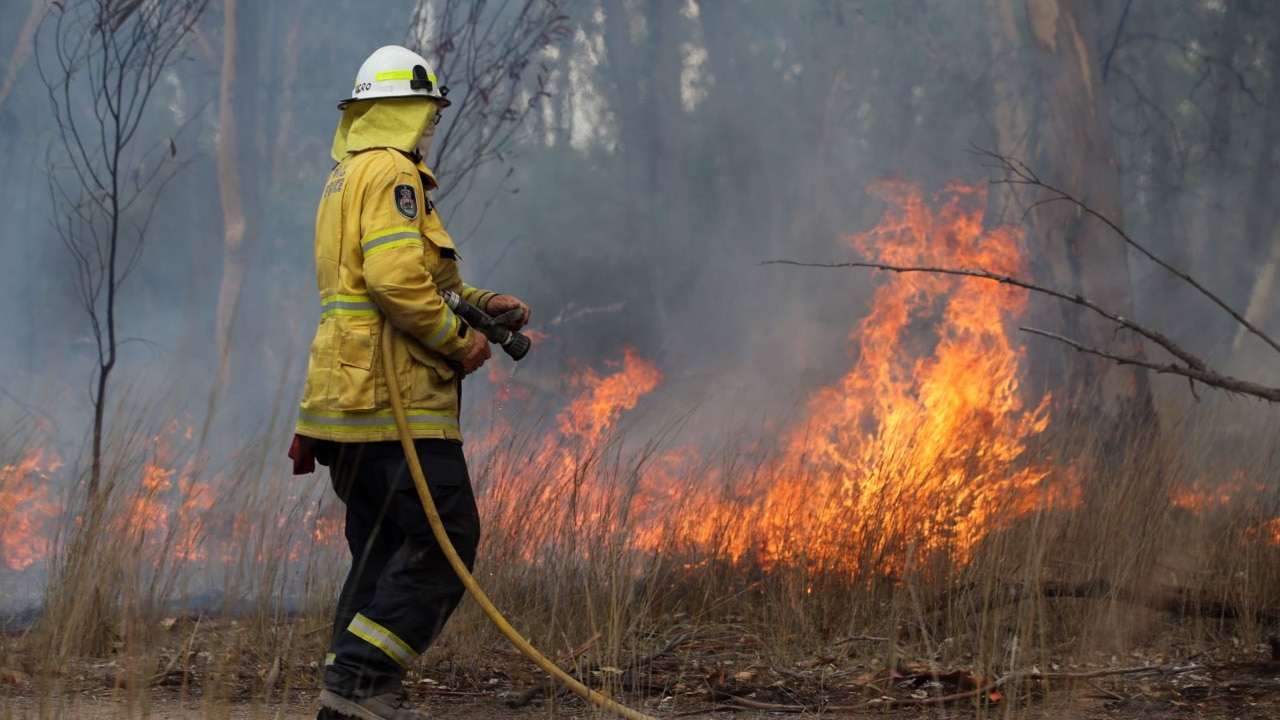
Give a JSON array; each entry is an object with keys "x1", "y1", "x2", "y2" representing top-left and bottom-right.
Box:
[{"x1": 394, "y1": 184, "x2": 418, "y2": 220}]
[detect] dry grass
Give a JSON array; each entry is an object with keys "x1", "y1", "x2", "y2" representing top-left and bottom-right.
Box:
[{"x1": 1, "y1": 387, "x2": 1279, "y2": 718}]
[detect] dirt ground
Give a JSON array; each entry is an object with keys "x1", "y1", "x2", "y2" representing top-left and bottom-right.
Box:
[
  {"x1": 0, "y1": 690, "x2": 1167, "y2": 720},
  {"x1": 3, "y1": 673, "x2": 1278, "y2": 719},
  {"x1": 4, "y1": 617, "x2": 1279, "y2": 719}
]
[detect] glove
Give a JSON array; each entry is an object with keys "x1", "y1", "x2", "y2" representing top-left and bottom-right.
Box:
[{"x1": 288, "y1": 433, "x2": 315, "y2": 475}]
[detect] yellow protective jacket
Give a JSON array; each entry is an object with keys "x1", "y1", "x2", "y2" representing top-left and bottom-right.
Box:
[{"x1": 296, "y1": 141, "x2": 496, "y2": 444}]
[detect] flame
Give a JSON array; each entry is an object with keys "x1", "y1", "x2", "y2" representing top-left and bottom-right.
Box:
[
  {"x1": 480, "y1": 181, "x2": 1069, "y2": 575},
  {"x1": 1170, "y1": 473, "x2": 1280, "y2": 548},
  {"x1": 480, "y1": 348, "x2": 664, "y2": 561},
  {"x1": 1170, "y1": 471, "x2": 1266, "y2": 515},
  {"x1": 6, "y1": 179, "x2": 1278, "y2": 586},
  {"x1": 0, "y1": 447, "x2": 63, "y2": 570},
  {"x1": 755, "y1": 181, "x2": 1062, "y2": 573},
  {"x1": 1261, "y1": 518, "x2": 1280, "y2": 544},
  {"x1": 120, "y1": 421, "x2": 217, "y2": 562}
]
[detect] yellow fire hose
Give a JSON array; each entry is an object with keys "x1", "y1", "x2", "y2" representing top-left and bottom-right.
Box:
[{"x1": 380, "y1": 321, "x2": 659, "y2": 720}]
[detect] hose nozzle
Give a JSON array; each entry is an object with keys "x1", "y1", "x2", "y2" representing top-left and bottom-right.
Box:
[{"x1": 440, "y1": 290, "x2": 531, "y2": 361}]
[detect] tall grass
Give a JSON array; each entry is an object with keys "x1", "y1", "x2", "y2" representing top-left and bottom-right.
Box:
[
  {"x1": 0, "y1": 384, "x2": 345, "y2": 717},
  {"x1": 2, "y1": 386, "x2": 1278, "y2": 717}
]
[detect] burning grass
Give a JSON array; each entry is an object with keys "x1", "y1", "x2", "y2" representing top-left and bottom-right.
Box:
[{"x1": 3, "y1": 397, "x2": 1280, "y2": 718}]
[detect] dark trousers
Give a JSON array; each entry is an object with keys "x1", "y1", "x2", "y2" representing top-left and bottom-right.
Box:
[{"x1": 314, "y1": 439, "x2": 481, "y2": 698}]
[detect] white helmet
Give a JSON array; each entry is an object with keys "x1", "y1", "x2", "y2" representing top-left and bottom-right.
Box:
[{"x1": 338, "y1": 45, "x2": 450, "y2": 109}]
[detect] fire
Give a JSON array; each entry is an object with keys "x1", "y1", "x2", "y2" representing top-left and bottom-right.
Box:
[
  {"x1": 0, "y1": 423, "x2": 220, "y2": 573},
  {"x1": 5, "y1": 179, "x2": 1276, "y2": 589},
  {"x1": 1170, "y1": 472, "x2": 1266, "y2": 514},
  {"x1": 479, "y1": 348, "x2": 665, "y2": 561},
  {"x1": 0, "y1": 447, "x2": 63, "y2": 571},
  {"x1": 756, "y1": 181, "x2": 1061, "y2": 573},
  {"x1": 1261, "y1": 518, "x2": 1280, "y2": 544},
  {"x1": 122, "y1": 421, "x2": 217, "y2": 562},
  {"x1": 1171, "y1": 473, "x2": 1280, "y2": 548},
  {"x1": 552, "y1": 348, "x2": 662, "y2": 454},
  {"x1": 480, "y1": 181, "x2": 1068, "y2": 576}
]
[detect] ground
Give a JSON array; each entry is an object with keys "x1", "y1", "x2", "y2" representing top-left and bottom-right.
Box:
[
  {"x1": 0, "y1": 689, "x2": 1277, "y2": 719},
  {"x1": 3, "y1": 655, "x2": 1278, "y2": 719},
  {"x1": 4, "y1": 614, "x2": 1279, "y2": 719}
]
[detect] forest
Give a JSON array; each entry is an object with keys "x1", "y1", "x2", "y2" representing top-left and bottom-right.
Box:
[{"x1": 1, "y1": 1, "x2": 1279, "y2": 718}]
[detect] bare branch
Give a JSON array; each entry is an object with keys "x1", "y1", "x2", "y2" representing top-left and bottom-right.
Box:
[
  {"x1": 1100, "y1": 0, "x2": 1134, "y2": 83},
  {"x1": 715, "y1": 662, "x2": 1216, "y2": 713},
  {"x1": 1120, "y1": 31, "x2": 1274, "y2": 111},
  {"x1": 763, "y1": 260, "x2": 1207, "y2": 371},
  {"x1": 407, "y1": 0, "x2": 572, "y2": 217},
  {"x1": 1019, "y1": 328, "x2": 1280, "y2": 402},
  {"x1": 979, "y1": 148, "x2": 1280, "y2": 356},
  {"x1": 764, "y1": 259, "x2": 1280, "y2": 403}
]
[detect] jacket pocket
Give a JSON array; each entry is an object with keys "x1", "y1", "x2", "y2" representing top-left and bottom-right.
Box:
[
  {"x1": 421, "y1": 217, "x2": 459, "y2": 261},
  {"x1": 404, "y1": 338, "x2": 458, "y2": 419},
  {"x1": 406, "y1": 340, "x2": 456, "y2": 383},
  {"x1": 335, "y1": 326, "x2": 377, "y2": 410}
]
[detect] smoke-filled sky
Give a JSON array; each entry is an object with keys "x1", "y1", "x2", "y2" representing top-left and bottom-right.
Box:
[{"x1": 1, "y1": 0, "x2": 1278, "y2": 464}]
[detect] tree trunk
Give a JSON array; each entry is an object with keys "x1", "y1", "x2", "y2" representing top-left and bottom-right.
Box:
[
  {"x1": 0, "y1": 0, "x2": 51, "y2": 113},
  {"x1": 1229, "y1": 6, "x2": 1280, "y2": 370},
  {"x1": 1183, "y1": 1, "x2": 1241, "y2": 283},
  {"x1": 599, "y1": 0, "x2": 685, "y2": 350},
  {"x1": 1139, "y1": 6, "x2": 1192, "y2": 351},
  {"x1": 215, "y1": 0, "x2": 246, "y2": 389},
  {"x1": 1022, "y1": 0, "x2": 1154, "y2": 432},
  {"x1": 984, "y1": 0, "x2": 1033, "y2": 225},
  {"x1": 1232, "y1": 227, "x2": 1280, "y2": 360},
  {"x1": 269, "y1": 0, "x2": 309, "y2": 189}
]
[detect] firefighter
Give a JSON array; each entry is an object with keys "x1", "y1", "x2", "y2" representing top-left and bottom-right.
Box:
[{"x1": 292, "y1": 45, "x2": 530, "y2": 720}]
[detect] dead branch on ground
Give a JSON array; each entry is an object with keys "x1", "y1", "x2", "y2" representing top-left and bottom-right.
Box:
[
  {"x1": 507, "y1": 631, "x2": 693, "y2": 708},
  {"x1": 924, "y1": 579, "x2": 1280, "y2": 627}
]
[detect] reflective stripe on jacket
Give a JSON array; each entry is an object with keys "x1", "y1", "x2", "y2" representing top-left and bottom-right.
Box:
[{"x1": 296, "y1": 147, "x2": 496, "y2": 443}]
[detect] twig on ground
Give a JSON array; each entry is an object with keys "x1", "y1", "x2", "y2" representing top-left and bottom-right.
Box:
[
  {"x1": 673, "y1": 706, "x2": 742, "y2": 716},
  {"x1": 1086, "y1": 678, "x2": 1126, "y2": 701},
  {"x1": 831, "y1": 634, "x2": 889, "y2": 646},
  {"x1": 559, "y1": 631, "x2": 602, "y2": 665}
]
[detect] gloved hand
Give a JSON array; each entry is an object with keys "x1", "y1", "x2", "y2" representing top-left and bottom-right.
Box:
[
  {"x1": 460, "y1": 332, "x2": 491, "y2": 375},
  {"x1": 288, "y1": 434, "x2": 315, "y2": 475},
  {"x1": 485, "y1": 294, "x2": 531, "y2": 330}
]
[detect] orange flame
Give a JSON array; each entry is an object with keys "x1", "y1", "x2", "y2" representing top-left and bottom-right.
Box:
[
  {"x1": 7, "y1": 180, "x2": 1277, "y2": 583},
  {"x1": 480, "y1": 181, "x2": 1072, "y2": 576},
  {"x1": 1170, "y1": 471, "x2": 1266, "y2": 515},
  {"x1": 755, "y1": 181, "x2": 1063, "y2": 573},
  {"x1": 120, "y1": 421, "x2": 217, "y2": 562},
  {"x1": 0, "y1": 447, "x2": 63, "y2": 570}
]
